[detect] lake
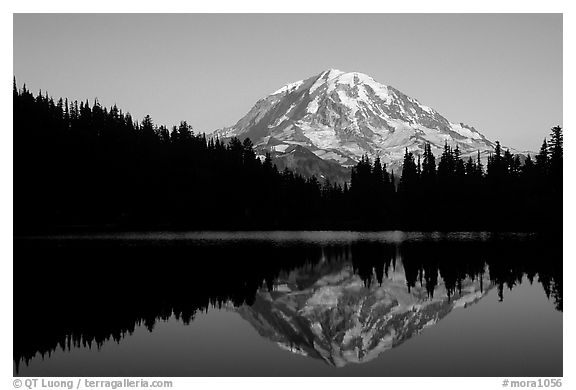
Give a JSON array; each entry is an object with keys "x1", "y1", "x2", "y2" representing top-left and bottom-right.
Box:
[{"x1": 13, "y1": 231, "x2": 562, "y2": 376}]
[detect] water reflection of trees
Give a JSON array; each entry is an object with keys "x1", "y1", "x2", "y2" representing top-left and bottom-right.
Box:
[{"x1": 14, "y1": 236, "x2": 561, "y2": 371}]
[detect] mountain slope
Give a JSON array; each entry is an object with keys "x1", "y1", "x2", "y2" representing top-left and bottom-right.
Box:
[
  {"x1": 215, "y1": 69, "x2": 522, "y2": 177},
  {"x1": 269, "y1": 144, "x2": 351, "y2": 183}
]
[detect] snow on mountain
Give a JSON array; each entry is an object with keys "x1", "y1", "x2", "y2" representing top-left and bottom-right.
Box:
[
  {"x1": 214, "y1": 69, "x2": 524, "y2": 177},
  {"x1": 237, "y1": 259, "x2": 491, "y2": 367}
]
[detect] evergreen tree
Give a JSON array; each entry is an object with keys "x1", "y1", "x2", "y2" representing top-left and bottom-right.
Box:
[
  {"x1": 141, "y1": 115, "x2": 155, "y2": 139},
  {"x1": 437, "y1": 142, "x2": 455, "y2": 185},
  {"x1": 453, "y1": 146, "x2": 466, "y2": 182},
  {"x1": 372, "y1": 156, "x2": 385, "y2": 195},
  {"x1": 421, "y1": 143, "x2": 436, "y2": 181},
  {"x1": 399, "y1": 148, "x2": 418, "y2": 196},
  {"x1": 548, "y1": 126, "x2": 563, "y2": 164},
  {"x1": 176, "y1": 121, "x2": 193, "y2": 142},
  {"x1": 511, "y1": 155, "x2": 522, "y2": 178},
  {"x1": 465, "y1": 157, "x2": 475, "y2": 176},
  {"x1": 503, "y1": 149, "x2": 514, "y2": 176},
  {"x1": 548, "y1": 126, "x2": 563, "y2": 186},
  {"x1": 546, "y1": 126, "x2": 563, "y2": 227},
  {"x1": 382, "y1": 162, "x2": 394, "y2": 198},
  {"x1": 536, "y1": 139, "x2": 549, "y2": 174},
  {"x1": 475, "y1": 151, "x2": 484, "y2": 178}
]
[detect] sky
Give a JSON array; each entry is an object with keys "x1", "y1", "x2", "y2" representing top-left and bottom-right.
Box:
[{"x1": 13, "y1": 13, "x2": 562, "y2": 151}]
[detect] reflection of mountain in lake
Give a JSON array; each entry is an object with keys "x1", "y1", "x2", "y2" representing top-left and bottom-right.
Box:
[
  {"x1": 14, "y1": 233, "x2": 561, "y2": 372},
  {"x1": 239, "y1": 259, "x2": 489, "y2": 366}
]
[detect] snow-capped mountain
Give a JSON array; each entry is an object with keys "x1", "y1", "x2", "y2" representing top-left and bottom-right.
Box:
[
  {"x1": 237, "y1": 259, "x2": 490, "y2": 367},
  {"x1": 215, "y1": 69, "x2": 518, "y2": 177}
]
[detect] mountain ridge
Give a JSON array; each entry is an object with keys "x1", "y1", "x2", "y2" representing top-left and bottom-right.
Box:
[{"x1": 214, "y1": 69, "x2": 528, "y2": 179}]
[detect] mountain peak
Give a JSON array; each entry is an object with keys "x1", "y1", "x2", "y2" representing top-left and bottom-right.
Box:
[
  {"x1": 321, "y1": 68, "x2": 344, "y2": 76},
  {"x1": 214, "y1": 69, "x2": 506, "y2": 181}
]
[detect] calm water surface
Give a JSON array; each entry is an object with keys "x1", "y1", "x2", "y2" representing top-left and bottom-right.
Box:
[{"x1": 14, "y1": 231, "x2": 562, "y2": 376}]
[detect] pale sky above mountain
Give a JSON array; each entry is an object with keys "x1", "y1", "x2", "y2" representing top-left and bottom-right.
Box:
[{"x1": 14, "y1": 14, "x2": 562, "y2": 151}]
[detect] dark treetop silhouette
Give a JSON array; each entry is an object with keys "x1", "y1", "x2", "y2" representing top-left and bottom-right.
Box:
[{"x1": 14, "y1": 80, "x2": 562, "y2": 233}]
